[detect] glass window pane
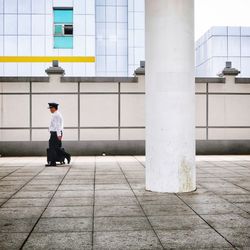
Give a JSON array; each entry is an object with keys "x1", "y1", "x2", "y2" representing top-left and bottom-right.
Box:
[
  {"x1": 106, "y1": 6, "x2": 116, "y2": 23},
  {"x1": 0, "y1": 14, "x2": 3, "y2": 35},
  {"x1": 228, "y1": 37, "x2": 240, "y2": 57},
  {"x1": 96, "y1": 55, "x2": 106, "y2": 72},
  {"x1": 32, "y1": 15, "x2": 45, "y2": 35},
  {"x1": 241, "y1": 37, "x2": 250, "y2": 56},
  {"x1": 228, "y1": 27, "x2": 240, "y2": 36},
  {"x1": 73, "y1": 36, "x2": 85, "y2": 55},
  {"x1": 32, "y1": 36, "x2": 45, "y2": 55},
  {"x1": 117, "y1": 6, "x2": 127, "y2": 22},
  {"x1": 4, "y1": 0, "x2": 17, "y2": 13},
  {"x1": 117, "y1": 40, "x2": 127, "y2": 56},
  {"x1": 18, "y1": 15, "x2": 31, "y2": 35},
  {"x1": 54, "y1": 36, "x2": 73, "y2": 49},
  {"x1": 86, "y1": 15, "x2": 95, "y2": 36},
  {"x1": 106, "y1": 40, "x2": 116, "y2": 55},
  {"x1": 85, "y1": 0, "x2": 95, "y2": 14},
  {"x1": 241, "y1": 27, "x2": 250, "y2": 36},
  {"x1": 54, "y1": 9, "x2": 73, "y2": 23},
  {"x1": 117, "y1": 56, "x2": 127, "y2": 71},
  {"x1": 117, "y1": 0, "x2": 128, "y2": 6},
  {"x1": 4, "y1": 15, "x2": 17, "y2": 35},
  {"x1": 211, "y1": 26, "x2": 227, "y2": 36},
  {"x1": 74, "y1": 15, "x2": 86, "y2": 35},
  {"x1": 86, "y1": 36, "x2": 95, "y2": 55},
  {"x1": 96, "y1": 0, "x2": 105, "y2": 5},
  {"x1": 32, "y1": 0, "x2": 45, "y2": 14},
  {"x1": 117, "y1": 23, "x2": 127, "y2": 39},
  {"x1": 106, "y1": 56, "x2": 116, "y2": 71},
  {"x1": 4, "y1": 36, "x2": 17, "y2": 55},
  {"x1": 241, "y1": 58, "x2": 250, "y2": 76},
  {"x1": 134, "y1": 0, "x2": 144, "y2": 12},
  {"x1": 18, "y1": 36, "x2": 31, "y2": 55},
  {"x1": 0, "y1": 0, "x2": 3, "y2": 13},
  {"x1": 106, "y1": 23, "x2": 116, "y2": 37},
  {"x1": 134, "y1": 30, "x2": 144, "y2": 47},
  {"x1": 64, "y1": 25, "x2": 73, "y2": 35},
  {"x1": 96, "y1": 39, "x2": 105, "y2": 55},
  {"x1": 96, "y1": 23, "x2": 105, "y2": 38},
  {"x1": 134, "y1": 12, "x2": 144, "y2": 30},
  {"x1": 106, "y1": 0, "x2": 116, "y2": 5},
  {"x1": 55, "y1": 24, "x2": 63, "y2": 35},
  {"x1": 18, "y1": 0, "x2": 31, "y2": 13},
  {"x1": 74, "y1": 0, "x2": 86, "y2": 14},
  {"x1": 211, "y1": 36, "x2": 227, "y2": 57},
  {"x1": 96, "y1": 6, "x2": 105, "y2": 22}
]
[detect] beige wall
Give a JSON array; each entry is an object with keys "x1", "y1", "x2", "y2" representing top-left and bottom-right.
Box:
[{"x1": 1, "y1": 74, "x2": 250, "y2": 142}]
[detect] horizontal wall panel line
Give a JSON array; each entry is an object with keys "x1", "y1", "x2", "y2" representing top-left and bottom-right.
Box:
[
  {"x1": 207, "y1": 93, "x2": 250, "y2": 95},
  {"x1": 0, "y1": 92, "x2": 146, "y2": 95},
  {"x1": 2, "y1": 126, "x2": 250, "y2": 130},
  {"x1": 61, "y1": 77, "x2": 138, "y2": 83},
  {"x1": 0, "y1": 77, "x2": 49, "y2": 82},
  {"x1": 0, "y1": 93, "x2": 30, "y2": 95},
  {"x1": 0, "y1": 127, "x2": 145, "y2": 130}
]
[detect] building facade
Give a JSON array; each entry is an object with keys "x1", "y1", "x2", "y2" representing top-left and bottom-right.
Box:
[
  {"x1": 196, "y1": 26, "x2": 250, "y2": 77},
  {"x1": 0, "y1": 0, "x2": 145, "y2": 76}
]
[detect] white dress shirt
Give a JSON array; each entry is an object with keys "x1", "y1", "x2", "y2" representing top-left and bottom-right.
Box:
[{"x1": 49, "y1": 111, "x2": 64, "y2": 136}]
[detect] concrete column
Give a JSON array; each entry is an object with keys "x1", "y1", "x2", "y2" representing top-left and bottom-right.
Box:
[{"x1": 145, "y1": 0, "x2": 196, "y2": 193}]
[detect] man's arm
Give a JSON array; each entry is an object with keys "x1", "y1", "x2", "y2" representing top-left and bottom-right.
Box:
[{"x1": 56, "y1": 115, "x2": 63, "y2": 140}]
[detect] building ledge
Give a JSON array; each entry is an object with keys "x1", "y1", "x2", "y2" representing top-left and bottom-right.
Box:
[{"x1": 0, "y1": 77, "x2": 49, "y2": 82}]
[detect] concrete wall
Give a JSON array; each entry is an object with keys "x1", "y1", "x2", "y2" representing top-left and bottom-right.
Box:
[{"x1": 1, "y1": 72, "x2": 250, "y2": 155}]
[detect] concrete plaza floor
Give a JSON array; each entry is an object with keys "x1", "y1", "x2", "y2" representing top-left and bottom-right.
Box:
[{"x1": 0, "y1": 155, "x2": 249, "y2": 249}]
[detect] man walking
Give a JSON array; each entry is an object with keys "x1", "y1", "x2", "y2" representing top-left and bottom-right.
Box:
[{"x1": 46, "y1": 102, "x2": 71, "y2": 167}]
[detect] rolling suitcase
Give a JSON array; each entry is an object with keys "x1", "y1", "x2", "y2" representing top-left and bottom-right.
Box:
[{"x1": 47, "y1": 148, "x2": 66, "y2": 165}]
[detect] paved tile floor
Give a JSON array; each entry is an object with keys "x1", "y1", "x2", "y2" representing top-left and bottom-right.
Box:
[{"x1": 0, "y1": 155, "x2": 249, "y2": 249}]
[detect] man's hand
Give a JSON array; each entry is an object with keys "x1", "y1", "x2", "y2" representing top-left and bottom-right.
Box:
[{"x1": 57, "y1": 136, "x2": 62, "y2": 141}]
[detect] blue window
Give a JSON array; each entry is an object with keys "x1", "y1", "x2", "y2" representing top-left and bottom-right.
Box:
[{"x1": 53, "y1": 8, "x2": 73, "y2": 49}]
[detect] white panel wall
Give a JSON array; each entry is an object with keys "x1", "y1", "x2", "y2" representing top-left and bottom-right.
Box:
[
  {"x1": 80, "y1": 94, "x2": 118, "y2": 127},
  {"x1": 2, "y1": 74, "x2": 250, "y2": 142}
]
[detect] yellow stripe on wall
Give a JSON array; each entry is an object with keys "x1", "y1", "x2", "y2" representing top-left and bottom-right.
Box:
[{"x1": 0, "y1": 56, "x2": 96, "y2": 63}]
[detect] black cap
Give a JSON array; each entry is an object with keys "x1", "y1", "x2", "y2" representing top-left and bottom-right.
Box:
[{"x1": 48, "y1": 102, "x2": 59, "y2": 109}]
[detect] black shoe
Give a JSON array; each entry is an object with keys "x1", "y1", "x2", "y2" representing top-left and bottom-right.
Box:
[
  {"x1": 45, "y1": 163, "x2": 57, "y2": 167},
  {"x1": 66, "y1": 155, "x2": 71, "y2": 164}
]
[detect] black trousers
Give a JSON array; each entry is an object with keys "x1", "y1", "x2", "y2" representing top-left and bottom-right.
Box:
[{"x1": 48, "y1": 132, "x2": 70, "y2": 164}]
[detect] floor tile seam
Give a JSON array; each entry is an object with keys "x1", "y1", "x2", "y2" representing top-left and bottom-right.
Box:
[
  {"x1": 132, "y1": 155, "x2": 145, "y2": 168},
  {"x1": 91, "y1": 156, "x2": 97, "y2": 250},
  {"x1": 39, "y1": 215, "x2": 94, "y2": 219},
  {"x1": 6, "y1": 229, "x2": 157, "y2": 233},
  {"x1": 175, "y1": 193, "x2": 237, "y2": 249},
  {"x1": 198, "y1": 183, "x2": 250, "y2": 214},
  {"x1": 114, "y1": 156, "x2": 165, "y2": 250},
  {"x1": 230, "y1": 161, "x2": 250, "y2": 170},
  {"x1": 0, "y1": 167, "x2": 47, "y2": 208},
  {"x1": 233, "y1": 204, "x2": 250, "y2": 215},
  {"x1": 0, "y1": 165, "x2": 33, "y2": 181},
  {"x1": 205, "y1": 165, "x2": 243, "y2": 175},
  {"x1": 30, "y1": 230, "x2": 93, "y2": 233},
  {"x1": 224, "y1": 182, "x2": 250, "y2": 193},
  {"x1": 19, "y1": 165, "x2": 72, "y2": 250},
  {"x1": 93, "y1": 229, "x2": 156, "y2": 233}
]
